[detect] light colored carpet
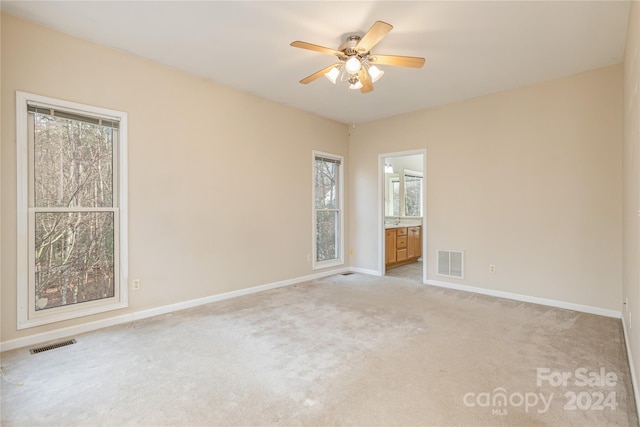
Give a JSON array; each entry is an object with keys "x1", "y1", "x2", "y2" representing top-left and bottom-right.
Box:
[{"x1": 1, "y1": 273, "x2": 637, "y2": 426}]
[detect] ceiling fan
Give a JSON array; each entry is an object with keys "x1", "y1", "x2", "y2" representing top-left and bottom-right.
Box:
[{"x1": 291, "y1": 21, "x2": 425, "y2": 93}]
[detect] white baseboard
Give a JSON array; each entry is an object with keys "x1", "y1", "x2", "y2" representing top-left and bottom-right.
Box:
[
  {"x1": 426, "y1": 279, "x2": 622, "y2": 319},
  {"x1": 349, "y1": 266, "x2": 382, "y2": 276},
  {"x1": 0, "y1": 268, "x2": 347, "y2": 353},
  {"x1": 621, "y1": 314, "x2": 640, "y2": 422},
  {"x1": 2, "y1": 271, "x2": 626, "y2": 349}
]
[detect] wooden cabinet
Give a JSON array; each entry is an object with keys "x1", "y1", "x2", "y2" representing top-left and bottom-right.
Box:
[
  {"x1": 407, "y1": 226, "x2": 422, "y2": 259},
  {"x1": 396, "y1": 229, "x2": 408, "y2": 262},
  {"x1": 386, "y1": 226, "x2": 421, "y2": 269},
  {"x1": 385, "y1": 229, "x2": 396, "y2": 265}
]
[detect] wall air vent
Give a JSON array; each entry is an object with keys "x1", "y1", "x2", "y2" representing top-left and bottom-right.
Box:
[{"x1": 437, "y1": 250, "x2": 464, "y2": 279}]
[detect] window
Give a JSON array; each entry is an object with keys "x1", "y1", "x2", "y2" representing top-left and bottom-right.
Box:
[
  {"x1": 386, "y1": 170, "x2": 423, "y2": 218},
  {"x1": 16, "y1": 92, "x2": 128, "y2": 329},
  {"x1": 391, "y1": 177, "x2": 400, "y2": 217},
  {"x1": 313, "y1": 152, "x2": 344, "y2": 269},
  {"x1": 404, "y1": 172, "x2": 423, "y2": 217}
]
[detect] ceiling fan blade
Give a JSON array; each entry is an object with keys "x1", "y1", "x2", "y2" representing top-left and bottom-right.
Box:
[
  {"x1": 299, "y1": 63, "x2": 340, "y2": 84},
  {"x1": 290, "y1": 41, "x2": 341, "y2": 56},
  {"x1": 359, "y1": 69, "x2": 373, "y2": 93},
  {"x1": 369, "y1": 54, "x2": 425, "y2": 68},
  {"x1": 356, "y1": 21, "x2": 393, "y2": 53}
]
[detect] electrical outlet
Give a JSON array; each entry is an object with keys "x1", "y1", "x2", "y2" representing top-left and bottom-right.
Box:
[
  {"x1": 132, "y1": 279, "x2": 140, "y2": 291},
  {"x1": 307, "y1": 254, "x2": 311, "y2": 262},
  {"x1": 489, "y1": 265, "x2": 496, "y2": 274}
]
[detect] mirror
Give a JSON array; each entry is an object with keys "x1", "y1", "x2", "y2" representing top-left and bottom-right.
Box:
[
  {"x1": 384, "y1": 155, "x2": 423, "y2": 218},
  {"x1": 385, "y1": 173, "x2": 400, "y2": 216}
]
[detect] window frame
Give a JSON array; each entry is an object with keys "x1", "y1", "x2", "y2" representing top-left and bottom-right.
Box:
[
  {"x1": 403, "y1": 169, "x2": 424, "y2": 217},
  {"x1": 16, "y1": 91, "x2": 128, "y2": 329},
  {"x1": 312, "y1": 151, "x2": 344, "y2": 270},
  {"x1": 386, "y1": 169, "x2": 423, "y2": 218},
  {"x1": 390, "y1": 175, "x2": 401, "y2": 217}
]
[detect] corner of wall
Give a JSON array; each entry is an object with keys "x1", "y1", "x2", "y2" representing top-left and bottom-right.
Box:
[{"x1": 622, "y1": 0, "x2": 640, "y2": 417}]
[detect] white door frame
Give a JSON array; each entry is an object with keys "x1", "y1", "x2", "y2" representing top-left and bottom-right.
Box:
[{"x1": 378, "y1": 149, "x2": 427, "y2": 283}]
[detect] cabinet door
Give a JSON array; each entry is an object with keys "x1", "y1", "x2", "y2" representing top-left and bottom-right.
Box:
[
  {"x1": 408, "y1": 226, "x2": 421, "y2": 259},
  {"x1": 385, "y1": 229, "x2": 396, "y2": 265}
]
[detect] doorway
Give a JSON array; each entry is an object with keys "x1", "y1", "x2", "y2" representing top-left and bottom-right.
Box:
[{"x1": 379, "y1": 150, "x2": 426, "y2": 283}]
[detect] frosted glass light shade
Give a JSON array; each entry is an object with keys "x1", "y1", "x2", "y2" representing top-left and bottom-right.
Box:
[
  {"x1": 345, "y1": 57, "x2": 362, "y2": 75},
  {"x1": 368, "y1": 65, "x2": 384, "y2": 83},
  {"x1": 349, "y1": 80, "x2": 363, "y2": 90},
  {"x1": 324, "y1": 66, "x2": 340, "y2": 84}
]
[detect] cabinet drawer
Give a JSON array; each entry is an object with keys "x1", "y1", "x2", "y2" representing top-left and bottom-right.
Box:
[
  {"x1": 397, "y1": 248, "x2": 408, "y2": 262},
  {"x1": 396, "y1": 236, "x2": 407, "y2": 249},
  {"x1": 396, "y1": 227, "x2": 407, "y2": 237}
]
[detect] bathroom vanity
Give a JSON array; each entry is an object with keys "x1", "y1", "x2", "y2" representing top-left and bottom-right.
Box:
[{"x1": 385, "y1": 225, "x2": 421, "y2": 269}]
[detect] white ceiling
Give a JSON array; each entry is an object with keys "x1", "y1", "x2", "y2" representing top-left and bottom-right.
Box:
[{"x1": 2, "y1": 1, "x2": 631, "y2": 125}]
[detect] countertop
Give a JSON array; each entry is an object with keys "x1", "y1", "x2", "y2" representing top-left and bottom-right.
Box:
[{"x1": 385, "y1": 223, "x2": 422, "y2": 229}]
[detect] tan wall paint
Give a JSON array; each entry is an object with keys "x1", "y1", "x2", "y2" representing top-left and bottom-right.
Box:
[
  {"x1": 349, "y1": 65, "x2": 623, "y2": 311},
  {"x1": 0, "y1": 10, "x2": 3, "y2": 341},
  {"x1": 0, "y1": 10, "x2": 629, "y2": 347},
  {"x1": 0, "y1": 14, "x2": 349, "y2": 343},
  {"x1": 623, "y1": 0, "x2": 640, "y2": 395}
]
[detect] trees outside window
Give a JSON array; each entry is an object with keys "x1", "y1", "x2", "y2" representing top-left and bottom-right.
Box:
[
  {"x1": 17, "y1": 92, "x2": 128, "y2": 329},
  {"x1": 404, "y1": 173, "x2": 423, "y2": 217},
  {"x1": 313, "y1": 152, "x2": 343, "y2": 268}
]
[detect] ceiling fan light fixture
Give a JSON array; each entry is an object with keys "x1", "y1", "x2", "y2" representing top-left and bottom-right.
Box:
[
  {"x1": 324, "y1": 66, "x2": 340, "y2": 84},
  {"x1": 368, "y1": 65, "x2": 384, "y2": 83},
  {"x1": 345, "y1": 56, "x2": 362, "y2": 75},
  {"x1": 349, "y1": 79, "x2": 363, "y2": 90},
  {"x1": 291, "y1": 21, "x2": 425, "y2": 94}
]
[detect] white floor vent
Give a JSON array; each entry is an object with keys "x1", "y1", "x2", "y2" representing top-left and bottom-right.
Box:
[{"x1": 437, "y1": 250, "x2": 464, "y2": 279}]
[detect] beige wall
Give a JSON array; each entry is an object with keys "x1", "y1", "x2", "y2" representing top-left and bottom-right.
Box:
[
  {"x1": 623, "y1": 0, "x2": 640, "y2": 395},
  {"x1": 0, "y1": 10, "x2": 630, "y2": 348},
  {"x1": 0, "y1": 10, "x2": 3, "y2": 341},
  {"x1": 0, "y1": 14, "x2": 349, "y2": 343},
  {"x1": 349, "y1": 65, "x2": 623, "y2": 311}
]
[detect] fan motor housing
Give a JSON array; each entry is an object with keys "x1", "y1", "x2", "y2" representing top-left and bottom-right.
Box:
[{"x1": 339, "y1": 35, "x2": 364, "y2": 56}]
